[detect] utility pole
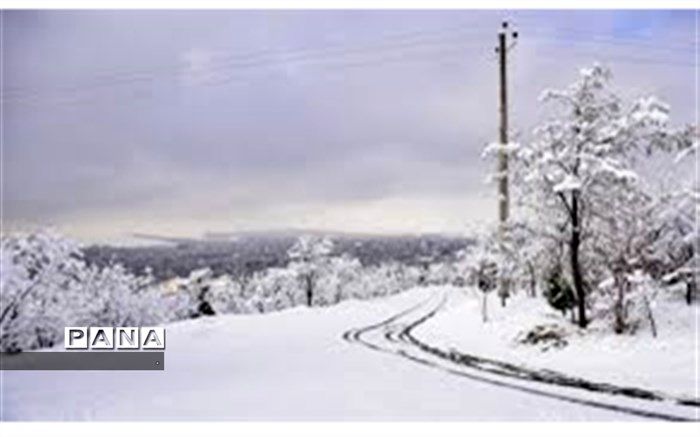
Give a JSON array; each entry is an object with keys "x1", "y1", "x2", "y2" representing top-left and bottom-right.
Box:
[{"x1": 495, "y1": 21, "x2": 518, "y2": 307}]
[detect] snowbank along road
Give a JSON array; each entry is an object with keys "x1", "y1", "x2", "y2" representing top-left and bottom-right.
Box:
[
  {"x1": 342, "y1": 289, "x2": 700, "y2": 421},
  {"x1": 1, "y1": 287, "x2": 697, "y2": 420}
]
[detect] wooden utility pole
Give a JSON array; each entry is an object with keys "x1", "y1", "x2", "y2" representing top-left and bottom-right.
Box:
[{"x1": 496, "y1": 21, "x2": 517, "y2": 306}]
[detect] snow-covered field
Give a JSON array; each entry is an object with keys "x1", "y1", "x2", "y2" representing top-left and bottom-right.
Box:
[
  {"x1": 415, "y1": 287, "x2": 699, "y2": 401},
  {"x1": 1, "y1": 287, "x2": 697, "y2": 421}
]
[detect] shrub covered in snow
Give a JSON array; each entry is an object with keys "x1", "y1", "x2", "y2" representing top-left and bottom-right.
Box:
[
  {"x1": 0, "y1": 230, "x2": 193, "y2": 353},
  {"x1": 0, "y1": 231, "x2": 88, "y2": 352},
  {"x1": 1, "y1": 230, "x2": 444, "y2": 353},
  {"x1": 0, "y1": 228, "x2": 468, "y2": 350},
  {"x1": 186, "y1": 237, "x2": 428, "y2": 315}
]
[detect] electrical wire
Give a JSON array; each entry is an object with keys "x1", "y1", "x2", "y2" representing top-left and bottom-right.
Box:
[{"x1": 3, "y1": 22, "x2": 695, "y2": 109}]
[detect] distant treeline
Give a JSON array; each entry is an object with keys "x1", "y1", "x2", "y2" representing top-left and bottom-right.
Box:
[{"x1": 83, "y1": 233, "x2": 474, "y2": 281}]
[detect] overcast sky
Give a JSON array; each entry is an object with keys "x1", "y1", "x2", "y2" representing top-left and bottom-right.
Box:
[{"x1": 1, "y1": 10, "x2": 696, "y2": 243}]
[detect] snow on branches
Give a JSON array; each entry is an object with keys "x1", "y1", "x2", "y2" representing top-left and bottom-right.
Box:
[
  {"x1": 287, "y1": 235, "x2": 335, "y2": 307},
  {"x1": 510, "y1": 64, "x2": 697, "y2": 331},
  {"x1": 0, "y1": 230, "x2": 440, "y2": 353},
  {"x1": 0, "y1": 230, "x2": 188, "y2": 352}
]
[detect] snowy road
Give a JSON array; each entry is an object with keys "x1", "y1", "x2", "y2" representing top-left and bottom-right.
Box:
[
  {"x1": 342, "y1": 290, "x2": 698, "y2": 421},
  {"x1": 1, "y1": 287, "x2": 694, "y2": 420}
]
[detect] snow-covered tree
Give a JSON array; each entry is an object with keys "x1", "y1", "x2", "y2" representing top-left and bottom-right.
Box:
[
  {"x1": 495, "y1": 221, "x2": 551, "y2": 299},
  {"x1": 0, "y1": 231, "x2": 88, "y2": 352},
  {"x1": 287, "y1": 235, "x2": 334, "y2": 307},
  {"x1": 356, "y1": 262, "x2": 420, "y2": 300},
  {"x1": 458, "y1": 235, "x2": 500, "y2": 322},
  {"x1": 515, "y1": 64, "x2": 694, "y2": 328},
  {"x1": 316, "y1": 255, "x2": 363, "y2": 305},
  {"x1": 0, "y1": 230, "x2": 181, "y2": 352},
  {"x1": 652, "y1": 142, "x2": 698, "y2": 304},
  {"x1": 80, "y1": 263, "x2": 168, "y2": 327},
  {"x1": 243, "y1": 267, "x2": 301, "y2": 313}
]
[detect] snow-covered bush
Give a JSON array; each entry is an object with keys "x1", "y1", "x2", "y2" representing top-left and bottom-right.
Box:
[
  {"x1": 544, "y1": 269, "x2": 576, "y2": 318},
  {"x1": 244, "y1": 267, "x2": 301, "y2": 313},
  {"x1": 180, "y1": 243, "x2": 424, "y2": 316},
  {"x1": 0, "y1": 231, "x2": 88, "y2": 352},
  {"x1": 352, "y1": 262, "x2": 420, "y2": 300},
  {"x1": 424, "y1": 261, "x2": 460, "y2": 286},
  {"x1": 0, "y1": 230, "x2": 189, "y2": 353},
  {"x1": 592, "y1": 270, "x2": 660, "y2": 336},
  {"x1": 0, "y1": 230, "x2": 441, "y2": 352},
  {"x1": 456, "y1": 236, "x2": 500, "y2": 322},
  {"x1": 80, "y1": 263, "x2": 172, "y2": 327},
  {"x1": 316, "y1": 255, "x2": 363, "y2": 305}
]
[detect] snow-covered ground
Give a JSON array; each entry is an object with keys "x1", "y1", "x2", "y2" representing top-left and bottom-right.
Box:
[
  {"x1": 0, "y1": 287, "x2": 697, "y2": 421},
  {"x1": 415, "y1": 287, "x2": 699, "y2": 401}
]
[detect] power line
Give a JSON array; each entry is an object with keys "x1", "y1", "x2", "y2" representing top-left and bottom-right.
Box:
[
  {"x1": 529, "y1": 42, "x2": 694, "y2": 68},
  {"x1": 3, "y1": 37, "x2": 493, "y2": 106},
  {"x1": 6, "y1": 21, "x2": 694, "y2": 101},
  {"x1": 3, "y1": 22, "x2": 694, "y2": 109},
  {"x1": 2, "y1": 24, "x2": 496, "y2": 101},
  {"x1": 4, "y1": 44, "x2": 481, "y2": 111},
  {"x1": 512, "y1": 15, "x2": 696, "y2": 48},
  {"x1": 525, "y1": 31, "x2": 695, "y2": 56}
]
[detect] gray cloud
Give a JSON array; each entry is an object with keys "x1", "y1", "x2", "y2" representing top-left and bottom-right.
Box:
[{"x1": 2, "y1": 10, "x2": 695, "y2": 242}]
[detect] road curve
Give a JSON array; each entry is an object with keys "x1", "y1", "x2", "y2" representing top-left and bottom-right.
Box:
[{"x1": 341, "y1": 290, "x2": 699, "y2": 421}]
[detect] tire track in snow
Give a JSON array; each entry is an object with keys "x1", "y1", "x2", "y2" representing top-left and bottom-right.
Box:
[{"x1": 341, "y1": 290, "x2": 699, "y2": 421}]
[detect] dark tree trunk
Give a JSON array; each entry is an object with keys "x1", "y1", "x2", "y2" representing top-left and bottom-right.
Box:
[
  {"x1": 500, "y1": 282, "x2": 509, "y2": 307},
  {"x1": 687, "y1": 280, "x2": 696, "y2": 306},
  {"x1": 613, "y1": 272, "x2": 626, "y2": 334},
  {"x1": 527, "y1": 262, "x2": 537, "y2": 297},
  {"x1": 305, "y1": 276, "x2": 313, "y2": 307},
  {"x1": 570, "y1": 192, "x2": 587, "y2": 328}
]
